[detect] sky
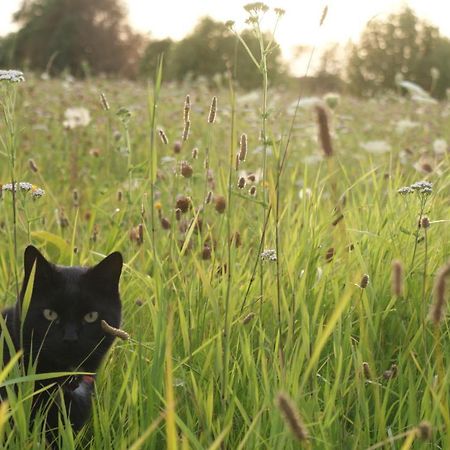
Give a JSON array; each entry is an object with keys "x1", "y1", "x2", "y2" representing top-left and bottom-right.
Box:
[{"x1": 1, "y1": 0, "x2": 450, "y2": 74}]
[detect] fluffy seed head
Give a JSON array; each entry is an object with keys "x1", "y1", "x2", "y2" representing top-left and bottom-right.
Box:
[{"x1": 276, "y1": 392, "x2": 309, "y2": 443}]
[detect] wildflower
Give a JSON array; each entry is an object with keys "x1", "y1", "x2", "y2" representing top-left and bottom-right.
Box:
[
  {"x1": 421, "y1": 216, "x2": 430, "y2": 229},
  {"x1": 274, "y1": 7, "x2": 285, "y2": 16},
  {"x1": 261, "y1": 249, "x2": 277, "y2": 261},
  {"x1": 176, "y1": 195, "x2": 191, "y2": 213},
  {"x1": 433, "y1": 138, "x2": 447, "y2": 155},
  {"x1": 244, "y1": 2, "x2": 269, "y2": 13},
  {"x1": 31, "y1": 188, "x2": 45, "y2": 199},
  {"x1": 397, "y1": 186, "x2": 413, "y2": 195},
  {"x1": 225, "y1": 20, "x2": 235, "y2": 29},
  {"x1": 180, "y1": 161, "x2": 193, "y2": 178},
  {"x1": 0, "y1": 69, "x2": 25, "y2": 83},
  {"x1": 63, "y1": 107, "x2": 91, "y2": 129},
  {"x1": 116, "y1": 107, "x2": 131, "y2": 126},
  {"x1": 395, "y1": 119, "x2": 419, "y2": 134}
]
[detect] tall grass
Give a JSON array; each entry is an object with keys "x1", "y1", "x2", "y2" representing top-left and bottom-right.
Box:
[{"x1": 0, "y1": 15, "x2": 450, "y2": 450}]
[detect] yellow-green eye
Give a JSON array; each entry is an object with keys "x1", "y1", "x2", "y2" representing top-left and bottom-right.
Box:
[
  {"x1": 43, "y1": 309, "x2": 58, "y2": 321},
  {"x1": 84, "y1": 311, "x2": 99, "y2": 323}
]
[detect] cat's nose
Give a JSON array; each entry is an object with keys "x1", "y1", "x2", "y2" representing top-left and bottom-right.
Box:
[{"x1": 63, "y1": 324, "x2": 79, "y2": 343}]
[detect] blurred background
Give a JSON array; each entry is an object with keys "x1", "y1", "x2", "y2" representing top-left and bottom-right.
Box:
[{"x1": 0, "y1": 0, "x2": 449, "y2": 97}]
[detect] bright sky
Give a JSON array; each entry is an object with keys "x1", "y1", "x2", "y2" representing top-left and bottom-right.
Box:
[{"x1": 1, "y1": 0, "x2": 449, "y2": 74}]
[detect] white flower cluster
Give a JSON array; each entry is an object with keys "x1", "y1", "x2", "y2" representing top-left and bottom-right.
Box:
[
  {"x1": 1, "y1": 182, "x2": 45, "y2": 199},
  {"x1": 63, "y1": 107, "x2": 91, "y2": 129},
  {"x1": 398, "y1": 181, "x2": 432, "y2": 196},
  {"x1": 0, "y1": 70, "x2": 25, "y2": 83},
  {"x1": 261, "y1": 249, "x2": 277, "y2": 261}
]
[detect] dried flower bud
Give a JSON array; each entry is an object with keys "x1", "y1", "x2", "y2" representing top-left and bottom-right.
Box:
[
  {"x1": 214, "y1": 195, "x2": 226, "y2": 214},
  {"x1": 416, "y1": 421, "x2": 432, "y2": 441},
  {"x1": 160, "y1": 217, "x2": 171, "y2": 230},
  {"x1": 325, "y1": 247, "x2": 335, "y2": 263},
  {"x1": 180, "y1": 161, "x2": 193, "y2": 178},
  {"x1": 362, "y1": 362, "x2": 371, "y2": 380},
  {"x1": 175, "y1": 208, "x2": 182, "y2": 221},
  {"x1": 205, "y1": 191, "x2": 213, "y2": 204},
  {"x1": 192, "y1": 147, "x2": 199, "y2": 159},
  {"x1": 238, "y1": 177, "x2": 246, "y2": 189},
  {"x1": 249, "y1": 186, "x2": 257, "y2": 196},
  {"x1": 242, "y1": 312, "x2": 255, "y2": 325},
  {"x1": 247, "y1": 174, "x2": 256, "y2": 183},
  {"x1": 421, "y1": 216, "x2": 430, "y2": 229},
  {"x1": 173, "y1": 140, "x2": 182, "y2": 154},
  {"x1": 176, "y1": 195, "x2": 190, "y2": 213},
  {"x1": 72, "y1": 189, "x2": 79, "y2": 206}
]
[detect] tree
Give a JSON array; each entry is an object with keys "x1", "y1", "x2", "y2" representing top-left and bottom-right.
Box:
[
  {"x1": 140, "y1": 17, "x2": 286, "y2": 89},
  {"x1": 347, "y1": 7, "x2": 450, "y2": 98},
  {"x1": 10, "y1": 0, "x2": 144, "y2": 77}
]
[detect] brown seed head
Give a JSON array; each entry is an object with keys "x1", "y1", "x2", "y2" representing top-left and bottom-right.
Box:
[
  {"x1": 28, "y1": 159, "x2": 39, "y2": 173},
  {"x1": 325, "y1": 247, "x2": 335, "y2": 263},
  {"x1": 205, "y1": 191, "x2": 213, "y2": 204},
  {"x1": 242, "y1": 312, "x2": 255, "y2": 325},
  {"x1": 421, "y1": 216, "x2": 430, "y2": 229},
  {"x1": 182, "y1": 120, "x2": 190, "y2": 141},
  {"x1": 176, "y1": 195, "x2": 191, "y2": 213},
  {"x1": 208, "y1": 96, "x2": 217, "y2": 123},
  {"x1": 416, "y1": 421, "x2": 432, "y2": 441},
  {"x1": 360, "y1": 274, "x2": 370, "y2": 289},
  {"x1": 158, "y1": 129, "x2": 169, "y2": 145},
  {"x1": 362, "y1": 362, "x2": 371, "y2": 380},
  {"x1": 180, "y1": 161, "x2": 193, "y2": 178},
  {"x1": 202, "y1": 245, "x2": 211, "y2": 260},
  {"x1": 316, "y1": 105, "x2": 333, "y2": 157},
  {"x1": 391, "y1": 259, "x2": 404, "y2": 297},
  {"x1": 429, "y1": 262, "x2": 450, "y2": 326},
  {"x1": 249, "y1": 186, "x2": 257, "y2": 196},
  {"x1": 160, "y1": 217, "x2": 171, "y2": 230},
  {"x1": 100, "y1": 92, "x2": 110, "y2": 111},
  {"x1": 101, "y1": 320, "x2": 129, "y2": 341},
  {"x1": 192, "y1": 147, "x2": 199, "y2": 159},
  {"x1": 173, "y1": 140, "x2": 182, "y2": 154},
  {"x1": 175, "y1": 208, "x2": 182, "y2": 221},
  {"x1": 239, "y1": 133, "x2": 248, "y2": 161},
  {"x1": 214, "y1": 195, "x2": 226, "y2": 214},
  {"x1": 117, "y1": 190, "x2": 123, "y2": 202},
  {"x1": 276, "y1": 392, "x2": 309, "y2": 443},
  {"x1": 238, "y1": 177, "x2": 246, "y2": 189},
  {"x1": 184, "y1": 94, "x2": 191, "y2": 123}
]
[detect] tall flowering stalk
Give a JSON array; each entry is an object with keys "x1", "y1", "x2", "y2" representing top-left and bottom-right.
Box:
[{"x1": 0, "y1": 70, "x2": 25, "y2": 298}]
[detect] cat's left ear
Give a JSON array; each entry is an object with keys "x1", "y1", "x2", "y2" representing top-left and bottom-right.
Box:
[{"x1": 86, "y1": 252, "x2": 123, "y2": 292}]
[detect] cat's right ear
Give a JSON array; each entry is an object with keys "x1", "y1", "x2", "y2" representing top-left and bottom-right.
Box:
[{"x1": 21, "y1": 245, "x2": 54, "y2": 299}]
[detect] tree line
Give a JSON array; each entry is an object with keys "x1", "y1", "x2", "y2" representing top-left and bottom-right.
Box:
[{"x1": 0, "y1": 0, "x2": 449, "y2": 97}]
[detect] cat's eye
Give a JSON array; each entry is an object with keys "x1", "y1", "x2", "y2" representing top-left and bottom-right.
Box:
[
  {"x1": 43, "y1": 309, "x2": 58, "y2": 321},
  {"x1": 84, "y1": 311, "x2": 99, "y2": 323}
]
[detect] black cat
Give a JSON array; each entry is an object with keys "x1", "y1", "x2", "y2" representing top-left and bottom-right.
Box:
[{"x1": 1, "y1": 245, "x2": 123, "y2": 443}]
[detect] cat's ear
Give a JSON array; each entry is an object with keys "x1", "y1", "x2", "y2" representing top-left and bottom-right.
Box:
[
  {"x1": 20, "y1": 245, "x2": 54, "y2": 299},
  {"x1": 86, "y1": 252, "x2": 123, "y2": 292}
]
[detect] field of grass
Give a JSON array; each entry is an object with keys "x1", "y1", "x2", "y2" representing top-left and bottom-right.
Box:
[{"x1": 0, "y1": 70, "x2": 449, "y2": 450}]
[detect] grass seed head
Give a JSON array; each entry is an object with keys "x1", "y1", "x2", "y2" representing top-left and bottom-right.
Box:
[
  {"x1": 202, "y1": 245, "x2": 212, "y2": 260},
  {"x1": 158, "y1": 129, "x2": 169, "y2": 145},
  {"x1": 173, "y1": 140, "x2": 182, "y2": 154},
  {"x1": 362, "y1": 362, "x2": 371, "y2": 380},
  {"x1": 28, "y1": 159, "x2": 38, "y2": 173},
  {"x1": 360, "y1": 274, "x2": 370, "y2": 289},
  {"x1": 238, "y1": 177, "x2": 246, "y2": 189},
  {"x1": 276, "y1": 392, "x2": 309, "y2": 443},
  {"x1": 192, "y1": 147, "x2": 198, "y2": 159},
  {"x1": 391, "y1": 259, "x2": 404, "y2": 297},
  {"x1": 416, "y1": 421, "x2": 432, "y2": 441},
  {"x1": 315, "y1": 105, "x2": 333, "y2": 157},
  {"x1": 249, "y1": 186, "x2": 257, "y2": 196},
  {"x1": 182, "y1": 120, "x2": 190, "y2": 141},
  {"x1": 101, "y1": 320, "x2": 129, "y2": 341},
  {"x1": 429, "y1": 262, "x2": 450, "y2": 325},
  {"x1": 242, "y1": 312, "x2": 255, "y2": 325},
  {"x1": 239, "y1": 133, "x2": 248, "y2": 161},
  {"x1": 100, "y1": 92, "x2": 110, "y2": 111},
  {"x1": 184, "y1": 94, "x2": 191, "y2": 123},
  {"x1": 208, "y1": 96, "x2": 217, "y2": 123}
]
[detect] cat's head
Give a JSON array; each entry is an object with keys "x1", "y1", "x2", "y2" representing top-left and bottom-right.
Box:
[{"x1": 19, "y1": 245, "x2": 123, "y2": 372}]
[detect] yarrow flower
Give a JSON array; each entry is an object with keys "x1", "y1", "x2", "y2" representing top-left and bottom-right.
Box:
[
  {"x1": 397, "y1": 186, "x2": 414, "y2": 195},
  {"x1": 1, "y1": 182, "x2": 45, "y2": 199},
  {"x1": 63, "y1": 107, "x2": 91, "y2": 129},
  {"x1": 0, "y1": 69, "x2": 25, "y2": 83},
  {"x1": 261, "y1": 249, "x2": 277, "y2": 261},
  {"x1": 398, "y1": 181, "x2": 433, "y2": 197}
]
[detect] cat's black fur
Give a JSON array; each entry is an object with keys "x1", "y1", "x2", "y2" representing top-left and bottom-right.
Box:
[{"x1": 1, "y1": 245, "x2": 123, "y2": 442}]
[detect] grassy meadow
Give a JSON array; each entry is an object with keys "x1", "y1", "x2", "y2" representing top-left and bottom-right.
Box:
[{"x1": 0, "y1": 70, "x2": 449, "y2": 450}]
